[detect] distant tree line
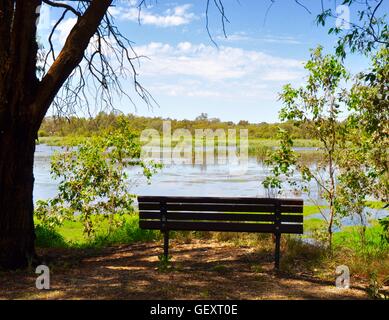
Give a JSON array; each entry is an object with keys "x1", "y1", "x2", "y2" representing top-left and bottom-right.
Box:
[{"x1": 39, "y1": 112, "x2": 319, "y2": 140}]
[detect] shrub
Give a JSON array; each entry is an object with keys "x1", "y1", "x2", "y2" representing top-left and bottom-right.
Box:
[
  {"x1": 89, "y1": 214, "x2": 160, "y2": 247},
  {"x1": 35, "y1": 117, "x2": 161, "y2": 238},
  {"x1": 38, "y1": 129, "x2": 48, "y2": 137},
  {"x1": 379, "y1": 217, "x2": 389, "y2": 244},
  {"x1": 35, "y1": 225, "x2": 67, "y2": 248}
]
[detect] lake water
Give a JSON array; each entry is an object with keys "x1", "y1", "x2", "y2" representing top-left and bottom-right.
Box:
[
  {"x1": 33, "y1": 144, "x2": 388, "y2": 226},
  {"x1": 33, "y1": 144, "x2": 315, "y2": 201}
]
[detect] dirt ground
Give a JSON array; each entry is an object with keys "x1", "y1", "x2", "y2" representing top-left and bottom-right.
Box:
[{"x1": 0, "y1": 239, "x2": 369, "y2": 300}]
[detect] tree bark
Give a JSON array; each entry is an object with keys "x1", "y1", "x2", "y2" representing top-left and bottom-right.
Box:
[
  {"x1": 0, "y1": 0, "x2": 113, "y2": 269},
  {"x1": 0, "y1": 0, "x2": 41, "y2": 269},
  {"x1": 0, "y1": 123, "x2": 37, "y2": 269}
]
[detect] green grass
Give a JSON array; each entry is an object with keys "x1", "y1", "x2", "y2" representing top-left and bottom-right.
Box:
[
  {"x1": 34, "y1": 205, "x2": 331, "y2": 248},
  {"x1": 36, "y1": 135, "x2": 87, "y2": 147},
  {"x1": 58, "y1": 220, "x2": 86, "y2": 244},
  {"x1": 281, "y1": 224, "x2": 389, "y2": 287},
  {"x1": 303, "y1": 205, "x2": 326, "y2": 217},
  {"x1": 247, "y1": 138, "x2": 321, "y2": 148},
  {"x1": 35, "y1": 206, "x2": 388, "y2": 259},
  {"x1": 304, "y1": 218, "x2": 326, "y2": 233},
  {"x1": 333, "y1": 222, "x2": 389, "y2": 256},
  {"x1": 37, "y1": 135, "x2": 321, "y2": 148},
  {"x1": 302, "y1": 205, "x2": 328, "y2": 236},
  {"x1": 91, "y1": 215, "x2": 160, "y2": 247},
  {"x1": 35, "y1": 225, "x2": 67, "y2": 248},
  {"x1": 366, "y1": 201, "x2": 388, "y2": 210},
  {"x1": 35, "y1": 214, "x2": 160, "y2": 248}
]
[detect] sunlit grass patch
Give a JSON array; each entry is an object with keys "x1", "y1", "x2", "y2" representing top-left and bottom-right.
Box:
[
  {"x1": 303, "y1": 205, "x2": 326, "y2": 217},
  {"x1": 333, "y1": 222, "x2": 389, "y2": 258},
  {"x1": 35, "y1": 214, "x2": 160, "y2": 249}
]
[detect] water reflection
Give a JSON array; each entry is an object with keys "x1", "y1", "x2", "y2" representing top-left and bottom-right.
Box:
[
  {"x1": 34, "y1": 144, "x2": 320, "y2": 201},
  {"x1": 33, "y1": 144, "x2": 388, "y2": 227}
]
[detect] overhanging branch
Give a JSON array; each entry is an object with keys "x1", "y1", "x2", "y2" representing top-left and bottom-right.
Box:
[
  {"x1": 42, "y1": 0, "x2": 81, "y2": 17},
  {"x1": 33, "y1": 0, "x2": 113, "y2": 126}
]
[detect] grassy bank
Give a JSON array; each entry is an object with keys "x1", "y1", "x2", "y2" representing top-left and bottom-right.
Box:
[
  {"x1": 35, "y1": 203, "x2": 387, "y2": 248},
  {"x1": 36, "y1": 135, "x2": 321, "y2": 148},
  {"x1": 36, "y1": 136, "x2": 86, "y2": 147}
]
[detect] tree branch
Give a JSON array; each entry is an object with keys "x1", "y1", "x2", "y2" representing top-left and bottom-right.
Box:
[
  {"x1": 33, "y1": 0, "x2": 113, "y2": 127},
  {"x1": 42, "y1": 0, "x2": 81, "y2": 17}
]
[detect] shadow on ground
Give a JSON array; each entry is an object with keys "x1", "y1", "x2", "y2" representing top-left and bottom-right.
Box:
[{"x1": 0, "y1": 240, "x2": 368, "y2": 300}]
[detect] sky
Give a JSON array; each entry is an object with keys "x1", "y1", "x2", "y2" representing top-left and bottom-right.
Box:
[{"x1": 37, "y1": 0, "x2": 388, "y2": 123}]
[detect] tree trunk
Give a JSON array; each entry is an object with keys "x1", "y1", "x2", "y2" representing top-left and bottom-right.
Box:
[
  {"x1": 0, "y1": 0, "x2": 113, "y2": 269},
  {"x1": 328, "y1": 200, "x2": 334, "y2": 251},
  {"x1": 0, "y1": 123, "x2": 37, "y2": 269}
]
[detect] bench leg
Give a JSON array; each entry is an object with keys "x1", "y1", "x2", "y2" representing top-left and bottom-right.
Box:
[
  {"x1": 163, "y1": 231, "x2": 169, "y2": 259},
  {"x1": 274, "y1": 233, "x2": 281, "y2": 270}
]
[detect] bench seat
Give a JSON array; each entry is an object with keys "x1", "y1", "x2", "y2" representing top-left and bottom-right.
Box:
[{"x1": 138, "y1": 196, "x2": 304, "y2": 269}]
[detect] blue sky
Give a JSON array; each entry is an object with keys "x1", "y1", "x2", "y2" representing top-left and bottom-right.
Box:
[{"x1": 38, "y1": 0, "x2": 387, "y2": 123}]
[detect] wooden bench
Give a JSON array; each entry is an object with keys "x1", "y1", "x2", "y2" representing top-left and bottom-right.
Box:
[{"x1": 138, "y1": 196, "x2": 303, "y2": 269}]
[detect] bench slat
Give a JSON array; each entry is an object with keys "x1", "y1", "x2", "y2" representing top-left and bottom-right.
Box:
[
  {"x1": 138, "y1": 203, "x2": 303, "y2": 213},
  {"x1": 139, "y1": 203, "x2": 274, "y2": 212},
  {"x1": 139, "y1": 211, "x2": 303, "y2": 223},
  {"x1": 138, "y1": 196, "x2": 303, "y2": 206},
  {"x1": 139, "y1": 220, "x2": 303, "y2": 234}
]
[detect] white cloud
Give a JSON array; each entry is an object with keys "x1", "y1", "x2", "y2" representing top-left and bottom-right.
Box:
[
  {"x1": 132, "y1": 42, "x2": 305, "y2": 100},
  {"x1": 259, "y1": 35, "x2": 302, "y2": 45},
  {"x1": 134, "y1": 42, "x2": 304, "y2": 81},
  {"x1": 148, "y1": 82, "x2": 223, "y2": 98},
  {"x1": 46, "y1": 14, "x2": 305, "y2": 103},
  {"x1": 51, "y1": 17, "x2": 118, "y2": 56},
  {"x1": 53, "y1": 17, "x2": 77, "y2": 45},
  {"x1": 116, "y1": 4, "x2": 197, "y2": 27},
  {"x1": 216, "y1": 33, "x2": 302, "y2": 45},
  {"x1": 216, "y1": 32, "x2": 251, "y2": 42}
]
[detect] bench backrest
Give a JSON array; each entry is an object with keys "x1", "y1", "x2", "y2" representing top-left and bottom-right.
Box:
[{"x1": 138, "y1": 196, "x2": 303, "y2": 234}]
